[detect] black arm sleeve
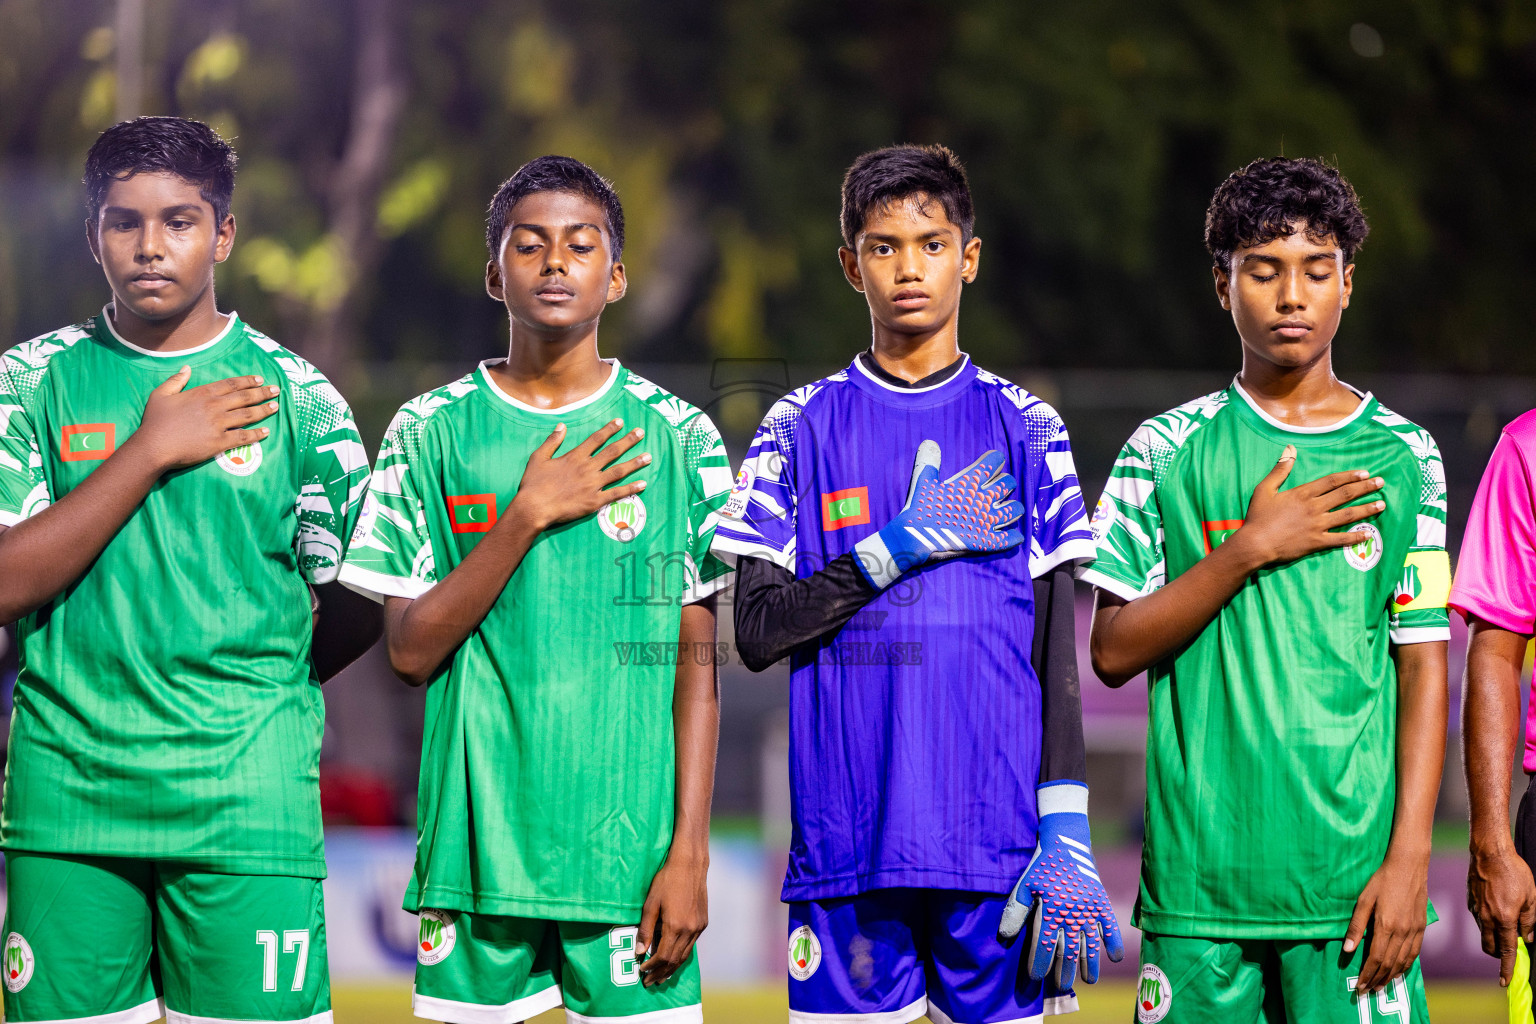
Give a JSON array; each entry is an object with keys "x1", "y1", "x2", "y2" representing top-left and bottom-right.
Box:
[
  {"x1": 1034, "y1": 565, "x2": 1088, "y2": 783},
  {"x1": 732, "y1": 554, "x2": 880, "y2": 671}
]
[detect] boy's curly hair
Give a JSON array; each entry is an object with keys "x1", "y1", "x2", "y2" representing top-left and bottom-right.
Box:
[{"x1": 1204, "y1": 157, "x2": 1368, "y2": 270}]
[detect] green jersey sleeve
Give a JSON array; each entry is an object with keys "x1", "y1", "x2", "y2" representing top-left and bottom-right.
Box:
[
  {"x1": 1078, "y1": 422, "x2": 1169, "y2": 602},
  {"x1": 0, "y1": 357, "x2": 50, "y2": 527},
  {"x1": 338, "y1": 399, "x2": 438, "y2": 601},
  {"x1": 679, "y1": 412, "x2": 733, "y2": 604},
  {"x1": 291, "y1": 375, "x2": 371, "y2": 584},
  {"x1": 1387, "y1": 426, "x2": 1451, "y2": 644}
]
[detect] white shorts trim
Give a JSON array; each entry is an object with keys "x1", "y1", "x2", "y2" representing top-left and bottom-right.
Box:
[
  {"x1": 17, "y1": 998, "x2": 165, "y2": 1024},
  {"x1": 412, "y1": 983, "x2": 562, "y2": 1024},
  {"x1": 788, "y1": 995, "x2": 928, "y2": 1024},
  {"x1": 928, "y1": 1002, "x2": 1045, "y2": 1024},
  {"x1": 566, "y1": 1004, "x2": 703, "y2": 1024},
  {"x1": 165, "y1": 1010, "x2": 332, "y2": 1024}
]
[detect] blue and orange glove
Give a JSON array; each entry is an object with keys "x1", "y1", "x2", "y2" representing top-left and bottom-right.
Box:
[
  {"x1": 998, "y1": 780, "x2": 1124, "y2": 986},
  {"x1": 853, "y1": 440, "x2": 1024, "y2": 590}
]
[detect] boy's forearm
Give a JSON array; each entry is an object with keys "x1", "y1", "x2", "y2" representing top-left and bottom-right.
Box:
[
  {"x1": 0, "y1": 439, "x2": 167, "y2": 624},
  {"x1": 1464, "y1": 621, "x2": 1529, "y2": 853},
  {"x1": 1089, "y1": 533, "x2": 1266, "y2": 685},
  {"x1": 1388, "y1": 640, "x2": 1449, "y2": 863},
  {"x1": 383, "y1": 502, "x2": 544, "y2": 684},
  {"x1": 670, "y1": 598, "x2": 719, "y2": 859}
]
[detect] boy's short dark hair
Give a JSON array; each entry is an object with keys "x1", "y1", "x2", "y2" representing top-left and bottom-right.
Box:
[
  {"x1": 840, "y1": 144, "x2": 975, "y2": 248},
  {"x1": 84, "y1": 116, "x2": 238, "y2": 225},
  {"x1": 1204, "y1": 157, "x2": 1369, "y2": 270},
  {"x1": 485, "y1": 156, "x2": 625, "y2": 261}
]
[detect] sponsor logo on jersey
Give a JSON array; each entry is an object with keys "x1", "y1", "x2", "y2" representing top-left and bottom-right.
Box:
[
  {"x1": 1090, "y1": 495, "x2": 1116, "y2": 542},
  {"x1": 821, "y1": 487, "x2": 871, "y2": 531},
  {"x1": 3, "y1": 933, "x2": 34, "y2": 993},
  {"x1": 599, "y1": 495, "x2": 647, "y2": 542},
  {"x1": 787, "y1": 924, "x2": 821, "y2": 981},
  {"x1": 720, "y1": 464, "x2": 755, "y2": 521},
  {"x1": 1343, "y1": 522, "x2": 1383, "y2": 571},
  {"x1": 216, "y1": 440, "x2": 264, "y2": 476},
  {"x1": 1136, "y1": 963, "x2": 1171, "y2": 1023},
  {"x1": 447, "y1": 493, "x2": 498, "y2": 533},
  {"x1": 1201, "y1": 518, "x2": 1245, "y2": 554},
  {"x1": 60, "y1": 423, "x2": 115, "y2": 462},
  {"x1": 417, "y1": 909, "x2": 456, "y2": 966}
]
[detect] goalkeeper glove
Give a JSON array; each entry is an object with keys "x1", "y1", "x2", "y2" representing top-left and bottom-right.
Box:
[
  {"x1": 998, "y1": 780, "x2": 1124, "y2": 986},
  {"x1": 853, "y1": 440, "x2": 1024, "y2": 590}
]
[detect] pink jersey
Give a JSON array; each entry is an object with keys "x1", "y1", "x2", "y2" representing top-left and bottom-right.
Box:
[{"x1": 1449, "y1": 409, "x2": 1536, "y2": 769}]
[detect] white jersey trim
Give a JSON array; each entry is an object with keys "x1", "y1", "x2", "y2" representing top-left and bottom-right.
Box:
[
  {"x1": 1075, "y1": 565, "x2": 1150, "y2": 604},
  {"x1": 1390, "y1": 625, "x2": 1452, "y2": 645},
  {"x1": 165, "y1": 1009, "x2": 332, "y2": 1024},
  {"x1": 0, "y1": 509, "x2": 24, "y2": 528},
  {"x1": 1031, "y1": 537, "x2": 1097, "y2": 580},
  {"x1": 789, "y1": 996, "x2": 929, "y2": 1024},
  {"x1": 412, "y1": 983, "x2": 562, "y2": 1024},
  {"x1": 1231, "y1": 378, "x2": 1374, "y2": 435},
  {"x1": 683, "y1": 567, "x2": 733, "y2": 605},
  {"x1": 1042, "y1": 993, "x2": 1080, "y2": 1016},
  {"x1": 337, "y1": 562, "x2": 434, "y2": 603},
  {"x1": 851, "y1": 352, "x2": 972, "y2": 394},
  {"x1": 101, "y1": 305, "x2": 238, "y2": 357},
  {"x1": 21, "y1": 998, "x2": 165, "y2": 1024},
  {"x1": 566, "y1": 1004, "x2": 703, "y2": 1024},
  {"x1": 477, "y1": 358, "x2": 620, "y2": 415}
]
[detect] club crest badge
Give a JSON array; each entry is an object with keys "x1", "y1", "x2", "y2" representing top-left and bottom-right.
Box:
[
  {"x1": 4, "y1": 933, "x2": 34, "y2": 993},
  {"x1": 1137, "y1": 963, "x2": 1172, "y2": 1023},
  {"x1": 787, "y1": 925, "x2": 821, "y2": 981},
  {"x1": 1343, "y1": 522, "x2": 1383, "y2": 572},
  {"x1": 417, "y1": 909, "x2": 456, "y2": 966},
  {"x1": 217, "y1": 441, "x2": 263, "y2": 476},
  {"x1": 599, "y1": 495, "x2": 647, "y2": 543}
]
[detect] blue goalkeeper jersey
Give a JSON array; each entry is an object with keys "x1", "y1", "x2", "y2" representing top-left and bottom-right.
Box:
[{"x1": 712, "y1": 354, "x2": 1094, "y2": 900}]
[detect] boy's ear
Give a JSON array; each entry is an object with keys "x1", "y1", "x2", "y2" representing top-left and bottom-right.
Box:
[
  {"x1": 1340, "y1": 261, "x2": 1354, "y2": 309},
  {"x1": 606, "y1": 260, "x2": 627, "y2": 303},
  {"x1": 485, "y1": 258, "x2": 505, "y2": 301},
  {"x1": 838, "y1": 246, "x2": 864, "y2": 293},
  {"x1": 1212, "y1": 262, "x2": 1232, "y2": 311},
  {"x1": 213, "y1": 214, "x2": 236, "y2": 264},
  {"x1": 85, "y1": 219, "x2": 102, "y2": 266},
  {"x1": 960, "y1": 235, "x2": 982, "y2": 284}
]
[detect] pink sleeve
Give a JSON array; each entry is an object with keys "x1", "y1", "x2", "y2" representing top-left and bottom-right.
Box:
[{"x1": 1449, "y1": 429, "x2": 1536, "y2": 634}]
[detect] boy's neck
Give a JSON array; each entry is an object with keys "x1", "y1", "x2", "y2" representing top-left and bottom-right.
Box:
[
  {"x1": 490, "y1": 327, "x2": 611, "y2": 409},
  {"x1": 869, "y1": 327, "x2": 962, "y2": 384},
  {"x1": 1236, "y1": 351, "x2": 1363, "y2": 428},
  {"x1": 109, "y1": 289, "x2": 228, "y2": 352}
]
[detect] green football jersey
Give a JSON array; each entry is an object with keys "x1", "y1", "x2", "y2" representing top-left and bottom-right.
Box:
[
  {"x1": 0, "y1": 310, "x2": 370, "y2": 877},
  {"x1": 338, "y1": 360, "x2": 732, "y2": 922},
  {"x1": 1081, "y1": 381, "x2": 1450, "y2": 939}
]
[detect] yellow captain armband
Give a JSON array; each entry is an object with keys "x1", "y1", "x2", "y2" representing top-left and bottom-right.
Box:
[{"x1": 1391, "y1": 550, "x2": 1452, "y2": 613}]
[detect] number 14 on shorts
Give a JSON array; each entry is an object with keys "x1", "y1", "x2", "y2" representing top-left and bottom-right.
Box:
[
  {"x1": 1344, "y1": 976, "x2": 1408, "y2": 1023},
  {"x1": 257, "y1": 929, "x2": 311, "y2": 992}
]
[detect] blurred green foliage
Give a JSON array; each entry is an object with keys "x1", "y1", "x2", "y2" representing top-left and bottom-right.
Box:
[{"x1": 1, "y1": 0, "x2": 1533, "y2": 377}]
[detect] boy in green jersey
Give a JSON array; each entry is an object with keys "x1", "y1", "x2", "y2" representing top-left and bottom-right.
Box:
[
  {"x1": 0, "y1": 117, "x2": 379, "y2": 1023},
  {"x1": 339, "y1": 156, "x2": 730, "y2": 1024},
  {"x1": 1080, "y1": 157, "x2": 1450, "y2": 1023}
]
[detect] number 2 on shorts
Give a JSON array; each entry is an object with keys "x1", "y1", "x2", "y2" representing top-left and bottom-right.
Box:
[
  {"x1": 610, "y1": 926, "x2": 640, "y2": 987},
  {"x1": 257, "y1": 929, "x2": 311, "y2": 992}
]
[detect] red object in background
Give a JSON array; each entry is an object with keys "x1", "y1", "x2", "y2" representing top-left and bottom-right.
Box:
[{"x1": 320, "y1": 766, "x2": 398, "y2": 827}]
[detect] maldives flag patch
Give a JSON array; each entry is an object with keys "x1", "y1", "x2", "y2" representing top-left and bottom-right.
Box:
[
  {"x1": 1201, "y1": 519, "x2": 1244, "y2": 554},
  {"x1": 447, "y1": 493, "x2": 497, "y2": 533},
  {"x1": 821, "y1": 486, "x2": 871, "y2": 531},
  {"x1": 60, "y1": 423, "x2": 115, "y2": 461}
]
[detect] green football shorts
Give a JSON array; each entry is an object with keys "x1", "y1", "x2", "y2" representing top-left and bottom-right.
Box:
[
  {"x1": 1135, "y1": 932, "x2": 1428, "y2": 1024},
  {"x1": 2, "y1": 852, "x2": 330, "y2": 1024},
  {"x1": 411, "y1": 908, "x2": 702, "y2": 1023}
]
